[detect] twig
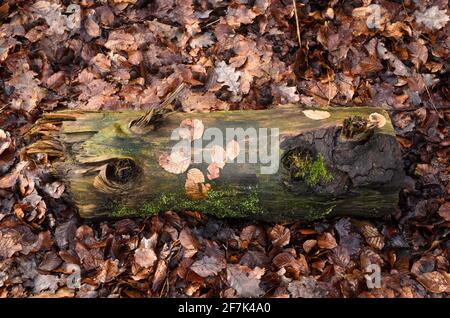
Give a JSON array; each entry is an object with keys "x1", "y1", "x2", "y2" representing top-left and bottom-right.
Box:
[{"x1": 292, "y1": 0, "x2": 301, "y2": 49}]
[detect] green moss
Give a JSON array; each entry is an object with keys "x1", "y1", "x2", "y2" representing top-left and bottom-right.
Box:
[
  {"x1": 287, "y1": 152, "x2": 333, "y2": 187},
  {"x1": 111, "y1": 186, "x2": 265, "y2": 218}
]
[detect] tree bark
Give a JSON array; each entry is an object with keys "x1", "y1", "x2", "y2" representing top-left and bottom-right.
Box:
[{"x1": 26, "y1": 105, "x2": 405, "y2": 222}]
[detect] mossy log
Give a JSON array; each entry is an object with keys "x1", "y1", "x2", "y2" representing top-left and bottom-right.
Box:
[{"x1": 27, "y1": 105, "x2": 405, "y2": 222}]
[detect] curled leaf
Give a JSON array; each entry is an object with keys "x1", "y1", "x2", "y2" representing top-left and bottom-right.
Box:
[{"x1": 302, "y1": 110, "x2": 331, "y2": 120}]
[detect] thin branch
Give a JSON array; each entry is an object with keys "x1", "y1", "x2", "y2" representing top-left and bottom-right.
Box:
[{"x1": 292, "y1": 0, "x2": 301, "y2": 49}]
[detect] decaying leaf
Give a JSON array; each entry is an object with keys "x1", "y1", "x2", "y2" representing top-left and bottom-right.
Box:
[
  {"x1": 190, "y1": 255, "x2": 226, "y2": 277},
  {"x1": 302, "y1": 110, "x2": 331, "y2": 120},
  {"x1": 356, "y1": 221, "x2": 385, "y2": 250},
  {"x1": 215, "y1": 61, "x2": 242, "y2": 96},
  {"x1": 303, "y1": 240, "x2": 317, "y2": 254},
  {"x1": 189, "y1": 33, "x2": 214, "y2": 48},
  {"x1": 159, "y1": 148, "x2": 191, "y2": 175},
  {"x1": 438, "y1": 202, "x2": 450, "y2": 222},
  {"x1": 0, "y1": 129, "x2": 12, "y2": 156},
  {"x1": 0, "y1": 161, "x2": 29, "y2": 189},
  {"x1": 134, "y1": 237, "x2": 157, "y2": 268},
  {"x1": 377, "y1": 42, "x2": 410, "y2": 77},
  {"x1": 226, "y1": 264, "x2": 265, "y2": 298},
  {"x1": 416, "y1": 271, "x2": 450, "y2": 294},
  {"x1": 0, "y1": 231, "x2": 22, "y2": 259},
  {"x1": 317, "y1": 232, "x2": 337, "y2": 249},
  {"x1": 271, "y1": 83, "x2": 300, "y2": 104},
  {"x1": 268, "y1": 225, "x2": 290, "y2": 247},
  {"x1": 415, "y1": 6, "x2": 449, "y2": 30}
]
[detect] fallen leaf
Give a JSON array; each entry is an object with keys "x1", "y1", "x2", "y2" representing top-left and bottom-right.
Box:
[
  {"x1": 227, "y1": 264, "x2": 265, "y2": 298},
  {"x1": 288, "y1": 276, "x2": 329, "y2": 298},
  {"x1": 215, "y1": 61, "x2": 242, "y2": 96},
  {"x1": 317, "y1": 232, "x2": 337, "y2": 249},
  {"x1": 268, "y1": 225, "x2": 290, "y2": 247},
  {"x1": 271, "y1": 83, "x2": 300, "y2": 104},
  {"x1": 134, "y1": 237, "x2": 157, "y2": 268},
  {"x1": 0, "y1": 231, "x2": 22, "y2": 259},
  {"x1": 303, "y1": 240, "x2": 317, "y2": 253},
  {"x1": 438, "y1": 202, "x2": 450, "y2": 221},
  {"x1": 190, "y1": 255, "x2": 226, "y2": 277},
  {"x1": 84, "y1": 16, "x2": 100, "y2": 38},
  {"x1": 416, "y1": 271, "x2": 450, "y2": 293},
  {"x1": 0, "y1": 129, "x2": 11, "y2": 156},
  {"x1": 190, "y1": 33, "x2": 214, "y2": 48},
  {"x1": 302, "y1": 110, "x2": 331, "y2": 120},
  {"x1": 226, "y1": 5, "x2": 257, "y2": 28},
  {"x1": 33, "y1": 274, "x2": 60, "y2": 294},
  {"x1": 0, "y1": 161, "x2": 29, "y2": 189},
  {"x1": 415, "y1": 6, "x2": 449, "y2": 30}
]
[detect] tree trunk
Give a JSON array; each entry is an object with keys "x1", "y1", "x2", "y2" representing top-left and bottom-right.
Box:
[{"x1": 26, "y1": 105, "x2": 405, "y2": 222}]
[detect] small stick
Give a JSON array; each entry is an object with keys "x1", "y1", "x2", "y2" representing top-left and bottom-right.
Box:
[{"x1": 292, "y1": 0, "x2": 301, "y2": 49}]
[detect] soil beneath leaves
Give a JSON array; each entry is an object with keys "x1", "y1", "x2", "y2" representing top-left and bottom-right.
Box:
[{"x1": 0, "y1": 0, "x2": 449, "y2": 298}]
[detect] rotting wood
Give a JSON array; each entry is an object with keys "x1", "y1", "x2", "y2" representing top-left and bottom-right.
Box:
[{"x1": 25, "y1": 105, "x2": 405, "y2": 222}]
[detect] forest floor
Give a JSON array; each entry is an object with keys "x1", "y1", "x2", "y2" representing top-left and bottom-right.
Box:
[{"x1": 0, "y1": 0, "x2": 449, "y2": 298}]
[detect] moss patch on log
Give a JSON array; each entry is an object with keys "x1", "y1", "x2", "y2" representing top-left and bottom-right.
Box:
[{"x1": 111, "y1": 186, "x2": 265, "y2": 219}]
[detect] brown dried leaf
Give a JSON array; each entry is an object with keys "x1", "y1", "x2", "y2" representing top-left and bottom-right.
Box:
[
  {"x1": 0, "y1": 161, "x2": 28, "y2": 189},
  {"x1": 226, "y1": 264, "x2": 265, "y2": 297},
  {"x1": 84, "y1": 16, "x2": 100, "y2": 38},
  {"x1": 134, "y1": 237, "x2": 157, "y2": 268},
  {"x1": 438, "y1": 202, "x2": 450, "y2": 221},
  {"x1": 303, "y1": 239, "x2": 317, "y2": 254},
  {"x1": 268, "y1": 225, "x2": 290, "y2": 247},
  {"x1": 0, "y1": 231, "x2": 22, "y2": 259},
  {"x1": 416, "y1": 271, "x2": 450, "y2": 294},
  {"x1": 190, "y1": 255, "x2": 226, "y2": 278},
  {"x1": 317, "y1": 232, "x2": 337, "y2": 249},
  {"x1": 226, "y1": 6, "x2": 257, "y2": 28}
]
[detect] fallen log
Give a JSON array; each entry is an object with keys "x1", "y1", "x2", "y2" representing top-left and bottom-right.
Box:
[{"x1": 26, "y1": 105, "x2": 405, "y2": 222}]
